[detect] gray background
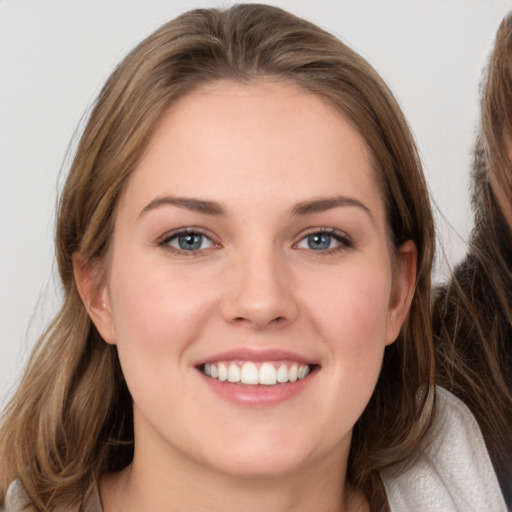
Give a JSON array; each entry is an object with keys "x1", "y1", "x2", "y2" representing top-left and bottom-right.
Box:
[{"x1": 1, "y1": 0, "x2": 511, "y2": 406}]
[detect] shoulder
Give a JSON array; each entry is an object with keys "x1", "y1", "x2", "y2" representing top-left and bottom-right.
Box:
[{"x1": 381, "y1": 387, "x2": 508, "y2": 512}]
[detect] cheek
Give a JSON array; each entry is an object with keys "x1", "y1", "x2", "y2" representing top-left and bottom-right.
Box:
[
  {"x1": 303, "y1": 260, "x2": 392, "y2": 382},
  {"x1": 107, "y1": 254, "x2": 219, "y2": 361},
  {"x1": 105, "y1": 256, "x2": 223, "y2": 418},
  {"x1": 308, "y1": 261, "x2": 391, "y2": 339},
  {"x1": 292, "y1": 261, "x2": 393, "y2": 436}
]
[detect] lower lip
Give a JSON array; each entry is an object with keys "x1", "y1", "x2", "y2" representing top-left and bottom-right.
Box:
[{"x1": 198, "y1": 369, "x2": 317, "y2": 406}]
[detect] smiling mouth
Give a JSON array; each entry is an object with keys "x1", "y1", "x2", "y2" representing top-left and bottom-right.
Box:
[{"x1": 200, "y1": 361, "x2": 314, "y2": 386}]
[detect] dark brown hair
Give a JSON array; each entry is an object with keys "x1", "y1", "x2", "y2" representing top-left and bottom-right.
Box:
[
  {"x1": 433, "y1": 13, "x2": 512, "y2": 505},
  {"x1": 0, "y1": 5, "x2": 436, "y2": 511}
]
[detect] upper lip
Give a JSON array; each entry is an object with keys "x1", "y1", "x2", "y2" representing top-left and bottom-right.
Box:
[{"x1": 193, "y1": 348, "x2": 319, "y2": 367}]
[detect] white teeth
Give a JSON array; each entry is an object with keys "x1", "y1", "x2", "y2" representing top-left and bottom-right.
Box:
[
  {"x1": 276, "y1": 364, "x2": 288, "y2": 383},
  {"x1": 240, "y1": 362, "x2": 259, "y2": 385},
  {"x1": 227, "y1": 364, "x2": 241, "y2": 383},
  {"x1": 218, "y1": 363, "x2": 228, "y2": 382},
  {"x1": 259, "y1": 362, "x2": 277, "y2": 385},
  {"x1": 203, "y1": 361, "x2": 312, "y2": 386}
]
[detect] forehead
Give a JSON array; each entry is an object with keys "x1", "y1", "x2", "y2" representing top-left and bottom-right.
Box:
[{"x1": 121, "y1": 80, "x2": 384, "y2": 221}]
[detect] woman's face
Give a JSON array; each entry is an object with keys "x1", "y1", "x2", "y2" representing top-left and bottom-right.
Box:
[{"x1": 89, "y1": 80, "x2": 415, "y2": 480}]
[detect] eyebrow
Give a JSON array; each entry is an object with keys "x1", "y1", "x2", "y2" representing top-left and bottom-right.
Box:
[
  {"x1": 291, "y1": 195, "x2": 373, "y2": 219},
  {"x1": 139, "y1": 196, "x2": 226, "y2": 219},
  {"x1": 138, "y1": 194, "x2": 372, "y2": 220}
]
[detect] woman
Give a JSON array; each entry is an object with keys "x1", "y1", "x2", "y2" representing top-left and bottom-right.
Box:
[
  {"x1": 433, "y1": 12, "x2": 512, "y2": 507},
  {"x1": 0, "y1": 5, "x2": 505, "y2": 511}
]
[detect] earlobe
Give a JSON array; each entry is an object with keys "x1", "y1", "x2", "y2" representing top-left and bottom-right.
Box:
[
  {"x1": 72, "y1": 252, "x2": 116, "y2": 345},
  {"x1": 385, "y1": 240, "x2": 417, "y2": 346}
]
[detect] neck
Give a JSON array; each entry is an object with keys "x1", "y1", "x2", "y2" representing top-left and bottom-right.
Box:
[{"x1": 100, "y1": 444, "x2": 365, "y2": 512}]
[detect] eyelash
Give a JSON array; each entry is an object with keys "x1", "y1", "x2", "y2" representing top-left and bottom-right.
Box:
[
  {"x1": 294, "y1": 228, "x2": 353, "y2": 254},
  {"x1": 157, "y1": 227, "x2": 353, "y2": 256},
  {"x1": 157, "y1": 228, "x2": 218, "y2": 256}
]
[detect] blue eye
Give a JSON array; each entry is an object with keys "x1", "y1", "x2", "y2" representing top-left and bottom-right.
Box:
[
  {"x1": 296, "y1": 230, "x2": 351, "y2": 252},
  {"x1": 177, "y1": 233, "x2": 203, "y2": 250},
  {"x1": 160, "y1": 231, "x2": 215, "y2": 253},
  {"x1": 305, "y1": 233, "x2": 332, "y2": 250}
]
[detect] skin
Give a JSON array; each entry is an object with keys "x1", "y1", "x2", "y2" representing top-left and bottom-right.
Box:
[{"x1": 76, "y1": 80, "x2": 416, "y2": 512}]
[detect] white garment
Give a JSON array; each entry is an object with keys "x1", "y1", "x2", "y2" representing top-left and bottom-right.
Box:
[
  {"x1": 382, "y1": 387, "x2": 508, "y2": 511},
  {"x1": 2, "y1": 388, "x2": 507, "y2": 511},
  {"x1": 3, "y1": 481, "x2": 36, "y2": 512}
]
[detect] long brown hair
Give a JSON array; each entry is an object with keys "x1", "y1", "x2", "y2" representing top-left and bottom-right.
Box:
[
  {"x1": 433, "y1": 13, "x2": 512, "y2": 505},
  {"x1": 0, "y1": 5, "x2": 436, "y2": 511}
]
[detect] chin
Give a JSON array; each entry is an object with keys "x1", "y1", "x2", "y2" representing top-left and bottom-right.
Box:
[{"x1": 197, "y1": 430, "x2": 329, "y2": 480}]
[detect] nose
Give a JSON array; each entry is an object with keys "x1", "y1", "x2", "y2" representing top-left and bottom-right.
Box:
[{"x1": 221, "y1": 248, "x2": 299, "y2": 330}]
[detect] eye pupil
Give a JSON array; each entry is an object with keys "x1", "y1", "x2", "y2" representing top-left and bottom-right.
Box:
[
  {"x1": 308, "y1": 233, "x2": 331, "y2": 250},
  {"x1": 178, "y1": 233, "x2": 202, "y2": 250}
]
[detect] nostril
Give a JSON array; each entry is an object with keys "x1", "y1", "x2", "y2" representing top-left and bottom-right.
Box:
[{"x1": 230, "y1": 315, "x2": 287, "y2": 328}]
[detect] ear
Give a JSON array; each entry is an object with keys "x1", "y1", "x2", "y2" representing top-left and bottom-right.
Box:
[
  {"x1": 72, "y1": 252, "x2": 116, "y2": 345},
  {"x1": 385, "y1": 240, "x2": 417, "y2": 346}
]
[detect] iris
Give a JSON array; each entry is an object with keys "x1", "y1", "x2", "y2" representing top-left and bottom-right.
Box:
[
  {"x1": 307, "y1": 233, "x2": 332, "y2": 250},
  {"x1": 178, "y1": 233, "x2": 203, "y2": 250}
]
